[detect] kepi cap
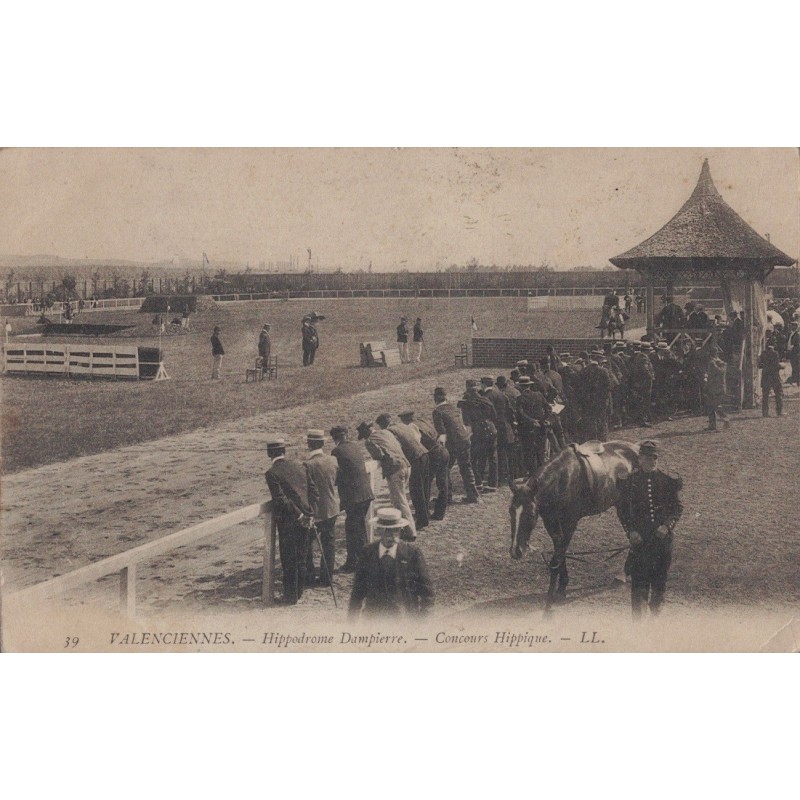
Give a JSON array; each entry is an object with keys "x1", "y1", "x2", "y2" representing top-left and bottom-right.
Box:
[{"x1": 639, "y1": 440, "x2": 659, "y2": 456}]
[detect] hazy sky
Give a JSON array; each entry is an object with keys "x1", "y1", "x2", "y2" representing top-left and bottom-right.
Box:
[{"x1": 1, "y1": 148, "x2": 797, "y2": 269}]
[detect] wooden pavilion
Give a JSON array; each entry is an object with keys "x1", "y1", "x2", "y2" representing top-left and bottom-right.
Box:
[{"x1": 610, "y1": 159, "x2": 796, "y2": 408}]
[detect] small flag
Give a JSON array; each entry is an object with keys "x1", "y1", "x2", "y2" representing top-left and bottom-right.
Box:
[
  {"x1": 203, "y1": 252, "x2": 210, "y2": 265},
  {"x1": 471, "y1": 316, "x2": 478, "y2": 332}
]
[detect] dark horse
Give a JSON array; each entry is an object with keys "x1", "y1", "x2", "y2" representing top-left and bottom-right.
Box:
[{"x1": 509, "y1": 440, "x2": 640, "y2": 608}]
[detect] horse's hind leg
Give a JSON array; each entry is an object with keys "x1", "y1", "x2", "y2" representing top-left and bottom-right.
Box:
[{"x1": 555, "y1": 521, "x2": 573, "y2": 600}]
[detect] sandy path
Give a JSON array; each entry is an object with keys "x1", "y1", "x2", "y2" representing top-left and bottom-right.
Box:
[{"x1": 3, "y1": 369, "x2": 799, "y2": 628}]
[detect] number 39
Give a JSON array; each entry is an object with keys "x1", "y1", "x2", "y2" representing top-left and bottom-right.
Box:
[{"x1": 64, "y1": 637, "x2": 79, "y2": 648}]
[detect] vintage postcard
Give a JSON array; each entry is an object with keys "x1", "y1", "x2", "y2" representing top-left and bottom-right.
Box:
[{"x1": 1, "y1": 147, "x2": 797, "y2": 652}]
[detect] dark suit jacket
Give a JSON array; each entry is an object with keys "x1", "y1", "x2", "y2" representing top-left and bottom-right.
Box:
[
  {"x1": 265, "y1": 458, "x2": 313, "y2": 524},
  {"x1": 348, "y1": 541, "x2": 434, "y2": 617},
  {"x1": 432, "y1": 401, "x2": 471, "y2": 448},
  {"x1": 331, "y1": 440, "x2": 374, "y2": 510}
]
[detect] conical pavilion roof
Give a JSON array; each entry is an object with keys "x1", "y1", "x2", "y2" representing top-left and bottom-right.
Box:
[{"x1": 610, "y1": 160, "x2": 795, "y2": 274}]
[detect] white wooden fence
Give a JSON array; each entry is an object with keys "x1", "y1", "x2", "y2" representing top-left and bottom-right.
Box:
[
  {"x1": 7, "y1": 461, "x2": 388, "y2": 617},
  {"x1": 527, "y1": 295, "x2": 608, "y2": 311},
  {"x1": 3, "y1": 343, "x2": 141, "y2": 379}
]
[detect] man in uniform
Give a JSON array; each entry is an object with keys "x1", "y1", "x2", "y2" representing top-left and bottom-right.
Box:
[
  {"x1": 330, "y1": 426, "x2": 374, "y2": 572},
  {"x1": 358, "y1": 420, "x2": 416, "y2": 540},
  {"x1": 432, "y1": 386, "x2": 480, "y2": 504},
  {"x1": 459, "y1": 378, "x2": 499, "y2": 492},
  {"x1": 398, "y1": 410, "x2": 449, "y2": 521},
  {"x1": 304, "y1": 429, "x2": 339, "y2": 587},
  {"x1": 396, "y1": 316, "x2": 410, "y2": 364},
  {"x1": 258, "y1": 323, "x2": 272, "y2": 375},
  {"x1": 616, "y1": 440, "x2": 683, "y2": 618},
  {"x1": 301, "y1": 314, "x2": 320, "y2": 366},
  {"x1": 348, "y1": 507, "x2": 434, "y2": 619},
  {"x1": 758, "y1": 343, "x2": 783, "y2": 417},
  {"x1": 377, "y1": 412, "x2": 430, "y2": 530},
  {"x1": 265, "y1": 438, "x2": 314, "y2": 604},
  {"x1": 497, "y1": 375, "x2": 523, "y2": 479}
]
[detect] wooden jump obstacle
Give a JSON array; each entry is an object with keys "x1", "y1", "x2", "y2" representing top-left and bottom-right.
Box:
[
  {"x1": 2, "y1": 343, "x2": 168, "y2": 380},
  {"x1": 359, "y1": 340, "x2": 402, "y2": 367}
]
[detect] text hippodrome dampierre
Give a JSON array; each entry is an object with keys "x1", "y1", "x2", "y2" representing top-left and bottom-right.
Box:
[{"x1": 106, "y1": 630, "x2": 606, "y2": 648}]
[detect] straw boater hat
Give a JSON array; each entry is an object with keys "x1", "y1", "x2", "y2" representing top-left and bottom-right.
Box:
[
  {"x1": 266, "y1": 437, "x2": 286, "y2": 454},
  {"x1": 481, "y1": 376, "x2": 494, "y2": 386},
  {"x1": 306, "y1": 429, "x2": 325, "y2": 442},
  {"x1": 656, "y1": 342, "x2": 670, "y2": 350},
  {"x1": 370, "y1": 507, "x2": 409, "y2": 529},
  {"x1": 516, "y1": 360, "x2": 528, "y2": 368},
  {"x1": 517, "y1": 375, "x2": 533, "y2": 386},
  {"x1": 640, "y1": 342, "x2": 653, "y2": 351}
]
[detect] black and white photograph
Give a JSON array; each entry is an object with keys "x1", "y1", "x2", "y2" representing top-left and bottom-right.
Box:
[{"x1": 1, "y1": 147, "x2": 797, "y2": 653}]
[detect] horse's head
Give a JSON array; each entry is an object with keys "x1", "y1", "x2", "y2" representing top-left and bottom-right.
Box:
[{"x1": 509, "y1": 477, "x2": 539, "y2": 560}]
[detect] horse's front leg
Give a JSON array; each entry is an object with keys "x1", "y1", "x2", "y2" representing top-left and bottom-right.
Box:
[
  {"x1": 555, "y1": 519, "x2": 572, "y2": 600},
  {"x1": 544, "y1": 517, "x2": 566, "y2": 610}
]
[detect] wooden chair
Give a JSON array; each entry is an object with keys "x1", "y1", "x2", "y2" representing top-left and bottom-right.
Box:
[
  {"x1": 454, "y1": 343, "x2": 469, "y2": 368},
  {"x1": 263, "y1": 356, "x2": 278, "y2": 380},
  {"x1": 246, "y1": 358, "x2": 264, "y2": 382}
]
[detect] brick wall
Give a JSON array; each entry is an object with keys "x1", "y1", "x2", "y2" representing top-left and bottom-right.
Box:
[{"x1": 471, "y1": 337, "x2": 608, "y2": 368}]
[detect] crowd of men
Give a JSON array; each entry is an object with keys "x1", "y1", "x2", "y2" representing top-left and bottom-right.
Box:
[{"x1": 247, "y1": 293, "x2": 800, "y2": 617}]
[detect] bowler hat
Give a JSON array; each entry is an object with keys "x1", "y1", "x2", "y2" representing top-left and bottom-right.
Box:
[
  {"x1": 356, "y1": 421, "x2": 373, "y2": 439},
  {"x1": 398, "y1": 410, "x2": 415, "y2": 420}
]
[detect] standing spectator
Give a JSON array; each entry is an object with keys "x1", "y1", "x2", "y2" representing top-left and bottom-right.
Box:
[
  {"x1": 482, "y1": 377, "x2": 517, "y2": 485},
  {"x1": 616, "y1": 440, "x2": 683, "y2": 618},
  {"x1": 398, "y1": 410, "x2": 450, "y2": 521},
  {"x1": 758, "y1": 344, "x2": 783, "y2": 417},
  {"x1": 301, "y1": 315, "x2": 319, "y2": 366},
  {"x1": 210, "y1": 326, "x2": 224, "y2": 379},
  {"x1": 656, "y1": 297, "x2": 685, "y2": 331},
  {"x1": 377, "y1": 412, "x2": 430, "y2": 531},
  {"x1": 432, "y1": 387, "x2": 480, "y2": 504},
  {"x1": 786, "y1": 321, "x2": 799, "y2": 386},
  {"x1": 702, "y1": 353, "x2": 730, "y2": 431},
  {"x1": 348, "y1": 507, "x2": 434, "y2": 619},
  {"x1": 515, "y1": 376, "x2": 550, "y2": 474},
  {"x1": 330, "y1": 426, "x2": 374, "y2": 573},
  {"x1": 627, "y1": 343, "x2": 655, "y2": 427},
  {"x1": 265, "y1": 438, "x2": 314, "y2": 605},
  {"x1": 182, "y1": 308, "x2": 191, "y2": 329},
  {"x1": 635, "y1": 292, "x2": 645, "y2": 314},
  {"x1": 624, "y1": 292, "x2": 633, "y2": 315},
  {"x1": 412, "y1": 317, "x2": 424, "y2": 363},
  {"x1": 459, "y1": 379, "x2": 499, "y2": 492},
  {"x1": 396, "y1": 316, "x2": 410, "y2": 364},
  {"x1": 358, "y1": 420, "x2": 417, "y2": 541},
  {"x1": 304, "y1": 429, "x2": 339, "y2": 587},
  {"x1": 258, "y1": 323, "x2": 272, "y2": 374},
  {"x1": 578, "y1": 353, "x2": 613, "y2": 441}
]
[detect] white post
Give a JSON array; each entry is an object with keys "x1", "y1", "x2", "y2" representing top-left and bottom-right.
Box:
[{"x1": 120, "y1": 564, "x2": 136, "y2": 616}]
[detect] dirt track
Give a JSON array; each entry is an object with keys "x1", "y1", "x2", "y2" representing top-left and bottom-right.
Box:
[{"x1": 2, "y1": 368, "x2": 799, "y2": 628}]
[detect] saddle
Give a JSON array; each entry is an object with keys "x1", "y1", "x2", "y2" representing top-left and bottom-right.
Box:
[{"x1": 571, "y1": 442, "x2": 613, "y2": 509}]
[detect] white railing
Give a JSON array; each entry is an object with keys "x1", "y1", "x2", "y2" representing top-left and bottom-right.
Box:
[{"x1": 7, "y1": 461, "x2": 386, "y2": 617}]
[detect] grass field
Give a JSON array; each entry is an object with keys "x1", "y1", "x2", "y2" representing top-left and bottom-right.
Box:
[{"x1": 2, "y1": 297, "x2": 639, "y2": 472}]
